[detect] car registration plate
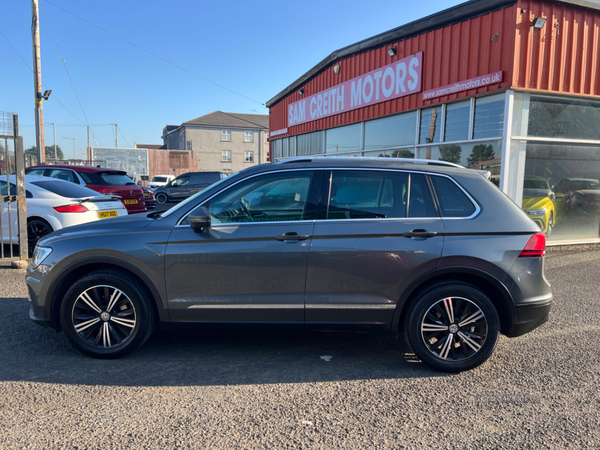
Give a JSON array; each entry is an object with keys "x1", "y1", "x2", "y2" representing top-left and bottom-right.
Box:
[
  {"x1": 143, "y1": 192, "x2": 149, "y2": 197},
  {"x1": 98, "y1": 211, "x2": 118, "y2": 219},
  {"x1": 124, "y1": 199, "x2": 138, "y2": 204}
]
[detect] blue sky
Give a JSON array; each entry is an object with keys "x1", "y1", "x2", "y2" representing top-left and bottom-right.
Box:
[{"x1": 1, "y1": 0, "x2": 463, "y2": 159}]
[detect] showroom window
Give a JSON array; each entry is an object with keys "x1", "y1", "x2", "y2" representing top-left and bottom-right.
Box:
[
  {"x1": 297, "y1": 131, "x2": 324, "y2": 156},
  {"x1": 364, "y1": 111, "x2": 417, "y2": 149},
  {"x1": 527, "y1": 96, "x2": 600, "y2": 140},
  {"x1": 474, "y1": 94, "x2": 505, "y2": 139},
  {"x1": 417, "y1": 140, "x2": 502, "y2": 174},
  {"x1": 325, "y1": 123, "x2": 361, "y2": 153},
  {"x1": 444, "y1": 100, "x2": 470, "y2": 142},
  {"x1": 419, "y1": 107, "x2": 441, "y2": 144}
]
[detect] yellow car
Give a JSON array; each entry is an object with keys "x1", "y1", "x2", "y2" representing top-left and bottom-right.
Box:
[{"x1": 522, "y1": 176, "x2": 565, "y2": 235}]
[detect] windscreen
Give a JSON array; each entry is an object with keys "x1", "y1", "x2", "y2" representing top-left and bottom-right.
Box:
[
  {"x1": 31, "y1": 181, "x2": 103, "y2": 198},
  {"x1": 80, "y1": 171, "x2": 136, "y2": 186},
  {"x1": 151, "y1": 176, "x2": 167, "y2": 182}
]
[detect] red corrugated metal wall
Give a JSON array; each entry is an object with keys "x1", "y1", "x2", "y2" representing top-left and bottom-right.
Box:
[
  {"x1": 514, "y1": 0, "x2": 600, "y2": 95},
  {"x1": 269, "y1": 4, "x2": 518, "y2": 139}
]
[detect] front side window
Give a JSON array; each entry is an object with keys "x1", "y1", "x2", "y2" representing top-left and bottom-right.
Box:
[
  {"x1": 245, "y1": 151, "x2": 254, "y2": 162},
  {"x1": 172, "y1": 175, "x2": 190, "y2": 187},
  {"x1": 221, "y1": 130, "x2": 231, "y2": 142},
  {"x1": 222, "y1": 150, "x2": 232, "y2": 162},
  {"x1": 207, "y1": 171, "x2": 314, "y2": 224},
  {"x1": 244, "y1": 131, "x2": 254, "y2": 143}
]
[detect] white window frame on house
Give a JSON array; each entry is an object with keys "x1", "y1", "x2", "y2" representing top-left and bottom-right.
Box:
[
  {"x1": 222, "y1": 150, "x2": 232, "y2": 162},
  {"x1": 244, "y1": 131, "x2": 254, "y2": 143},
  {"x1": 221, "y1": 130, "x2": 231, "y2": 142},
  {"x1": 245, "y1": 151, "x2": 254, "y2": 162}
]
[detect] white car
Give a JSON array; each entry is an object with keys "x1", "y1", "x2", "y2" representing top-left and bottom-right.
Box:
[
  {"x1": 147, "y1": 174, "x2": 175, "y2": 188},
  {"x1": 1, "y1": 175, "x2": 128, "y2": 254}
]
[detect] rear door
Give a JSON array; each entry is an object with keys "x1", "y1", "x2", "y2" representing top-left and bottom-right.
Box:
[
  {"x1": 305, "y1": 169, "x2": 445, "y2": 333},
  {"x1": 169, "y1": 174, "x2": 191, "y2": 200}
]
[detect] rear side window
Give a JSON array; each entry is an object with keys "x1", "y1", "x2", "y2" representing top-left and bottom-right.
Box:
[
  {"x1": 327, "y1": 171, "x2": 408, "y2": 219},
  {"x1": 197, "y1": 173, "x2": 224, "y2": 185},
  {"x1": 407, "y1": 174, "x2": 437, "y2": 218},
  {"x1": 430, "y1": 176, "x2": 476, "y2": 217},
  {"x1": 26, "y1": 168, "x2": 46, "y2": 176},
  {"x1": 31, "y1": 181, "x2": 102, "y2": 198},
  {"x1": 48, "y1": 169, "x2": 79, "y2": 184}
]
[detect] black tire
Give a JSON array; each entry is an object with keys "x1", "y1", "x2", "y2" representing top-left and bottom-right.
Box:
[
  {"x1": 59, "y1": 270, "x2": 155, "y2": 359},
  {"x1": 404, "y1": 283, "x2": 500, "y2": 372},
  {"x1": 545, "y1": 213, "x2": 553, "y2": 237},
  {"x1": 27, "y1": 218, "x2": 53, "y2": 257},
  {"x1": 155, "y1": 193, "x2": 168, "y2": 204}
]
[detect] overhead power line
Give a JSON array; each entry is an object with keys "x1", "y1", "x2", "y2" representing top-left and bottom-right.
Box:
[
  {"x1": 40, "y1": 1, "x2": 99, "y2": 146},
  {"x1": 0, "y1": 28, "x2": 87, "y2": 126},
  {"x1": 44, "y1": 0, "x2": 266, "y2": 106}
]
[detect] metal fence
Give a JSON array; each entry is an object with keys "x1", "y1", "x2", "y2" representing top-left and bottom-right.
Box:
[{"x1": 1, "y1": 112, "x2": 27, "y2": 260}]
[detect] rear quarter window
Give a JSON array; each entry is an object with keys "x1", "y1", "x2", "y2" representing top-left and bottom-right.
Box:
[{"x1": 430, "y1": 176, "x2": 476, "y2": 217}]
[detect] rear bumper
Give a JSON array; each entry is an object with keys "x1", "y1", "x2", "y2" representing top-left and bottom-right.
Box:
[{"x1": 505, "y1": 299, "x2": 552, "y2": 337}]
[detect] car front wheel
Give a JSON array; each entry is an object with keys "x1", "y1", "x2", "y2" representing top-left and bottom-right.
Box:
[
  {"x1": 155, "y1": 193, "x2": 168, "y2": 204},
  {"x1": 405, "y1": 284, "x2": 500, "y2": 372},
  {"x1": 60, "y1": 271, "x2": 155, "y2": 358}
]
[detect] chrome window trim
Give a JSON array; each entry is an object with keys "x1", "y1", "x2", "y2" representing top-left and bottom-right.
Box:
[
  {"x1": 188, "y1": 304, "x2": 303, "y2": 309},
  {"x1": 306, "y1": 303, "x2": 396, "y2": 310},
  {"x1": 176, "y1": 167, "x2": 480, "y2": 226}
]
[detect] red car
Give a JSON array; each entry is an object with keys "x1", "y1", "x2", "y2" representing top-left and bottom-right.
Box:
[
  {"x1": 25, "y1": 165, "x2": 147, "y2": 214},
  {"x1": 141, "y1": 185, "x2": 157, "y2": 209}
]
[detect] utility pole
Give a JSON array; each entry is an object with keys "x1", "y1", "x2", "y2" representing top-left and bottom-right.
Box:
[
  {"x1": 87, "y1": 126, "x2": 90, "y2": 161},
  {"x1": 115, "y1": 123, "x2": 118, "y2": 148},
  {"x1": 31, "y1": 0, "x2": 45, "y2": 164}
]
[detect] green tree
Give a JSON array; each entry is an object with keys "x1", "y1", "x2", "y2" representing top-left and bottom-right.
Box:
[
  {"x1": 439, "y1": 144, "x2": 462, "y2": 164},
  {"x1": 25, "y1": 144, "x2": 64, "y2": 160},
  {"x1": 466, "y1": 144, "x2": 495, "y2": 167}
]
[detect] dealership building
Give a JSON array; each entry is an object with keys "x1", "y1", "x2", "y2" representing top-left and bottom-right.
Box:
[{"x1": 267, "y1": 0, "x2": 600, "y2": 244}]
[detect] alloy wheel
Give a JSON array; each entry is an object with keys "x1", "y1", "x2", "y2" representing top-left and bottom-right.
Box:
[
  {"x1": 156, "y1": 193, "x2": 168, "y2": 204},
  {"x1": 420, "y1": 296, "x2": 488, "y2": 361},
  {"x1": 71, "y1": 285, "x2": 137, "y2": 349}
]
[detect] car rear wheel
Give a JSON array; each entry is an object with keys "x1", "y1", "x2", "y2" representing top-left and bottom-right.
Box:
[
  {"x1": 155, "y1": 193, "x2": 168, "y2": 204},
  {"x1": 60, "y1": 271, "x2": 155, "y2": 358},
  {"x1": 546, "y1": 213, "x2": 553, "y2": 237},
  {"x1": 27, "y1": 218, "x2": 53, "y2": 257},
  {"x1": 405, "y1": 284, "x2": 499, "y2": 372}
]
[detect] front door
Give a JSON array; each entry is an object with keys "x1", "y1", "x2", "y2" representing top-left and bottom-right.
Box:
[
  {"x1": 165, "y1": 170, "x2": 321, "y2": 325},
  {"x1": 305, "y1": 169, "x2": 445, "y2": 332}
]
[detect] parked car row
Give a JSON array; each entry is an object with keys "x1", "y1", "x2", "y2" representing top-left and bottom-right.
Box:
[{"x1": 521, "y1": 175, "x2": 600, "y2": 236}]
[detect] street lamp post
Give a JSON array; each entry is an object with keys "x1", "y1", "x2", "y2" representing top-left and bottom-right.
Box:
[
  {"x1": 46, "y1": 123, "x2": 57, "y2": 159},
  {"x1": 62, "y1": 137, "x2": 75, "y2": 160}
]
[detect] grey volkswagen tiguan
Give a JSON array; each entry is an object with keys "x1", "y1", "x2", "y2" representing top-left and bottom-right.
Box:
[{"x1": 26, "y1": 158, "x2": 551, "y2": 372}]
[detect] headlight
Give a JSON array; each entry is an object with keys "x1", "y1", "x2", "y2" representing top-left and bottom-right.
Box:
[
  {"x1": 31, "y1": 246, "x2": 53, "y2": 269},
  {"x1": 525, "y1": 208, "x2": 549, "y2": 216}
]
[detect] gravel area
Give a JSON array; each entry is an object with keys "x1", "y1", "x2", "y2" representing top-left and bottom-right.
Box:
[{"x1": 0, "y1": 250, "x2": 599, "y2": 449}]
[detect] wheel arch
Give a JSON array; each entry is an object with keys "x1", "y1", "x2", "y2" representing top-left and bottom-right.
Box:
[
  {"x1": 48, "y1": 258, "x2": 166, "y2": 332},
  {"x1": 392, "y1": 267, "x2": 516, "y2": 337}
]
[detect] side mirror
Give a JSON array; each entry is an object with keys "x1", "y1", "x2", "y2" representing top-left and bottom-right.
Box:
[
  {"x1": 550, "y1": 192, "x2": 556, "y2": 202},
  {"x1": 188, "y1": 206, "x2": 211, "y2": 233}
]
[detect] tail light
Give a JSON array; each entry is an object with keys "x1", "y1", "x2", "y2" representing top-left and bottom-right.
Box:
[
  {"x1": 519, "y1": 233, "x2": 546, "y2": 258},
  {"x1": 97, "y1": 188, "x2": 120, "y2": 195},
  {"x1": 53, "y1": 204, "x2": 89, "y2": 213}
]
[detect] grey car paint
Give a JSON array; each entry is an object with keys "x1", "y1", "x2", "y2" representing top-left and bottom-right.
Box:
[{"x1": 27, "y1": 158, "x2": 550, "y2": 346}]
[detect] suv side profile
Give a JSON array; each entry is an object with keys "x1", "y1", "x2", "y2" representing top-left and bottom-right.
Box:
[
  {"x1": 153, "y1": 172, "x2": 226, "y2": 203},
  {"x1": 27, "y1": 158, "x2": 551, "y2": 372}
]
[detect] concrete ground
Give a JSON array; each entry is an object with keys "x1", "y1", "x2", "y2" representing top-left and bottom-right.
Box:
[{"x1": 0, "y1": 250, "x2": 599, "y2": 449}]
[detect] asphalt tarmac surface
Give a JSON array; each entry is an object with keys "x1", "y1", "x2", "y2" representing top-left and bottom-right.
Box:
[{"x1": 0, "y1": 249, "x2": 599, "y2": 449}]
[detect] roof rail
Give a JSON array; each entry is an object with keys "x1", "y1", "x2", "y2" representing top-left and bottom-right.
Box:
[{"x1": 274, "y1": 156, "x2": 465, "y2": 168}]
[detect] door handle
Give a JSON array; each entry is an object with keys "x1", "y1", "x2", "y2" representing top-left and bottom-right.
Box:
[
  {"x1": 403, "y1": 229, "x2": 438, "y2": 238},
  {"x1": 275, "y1": 232, "x2": 310, "y2": 242}
]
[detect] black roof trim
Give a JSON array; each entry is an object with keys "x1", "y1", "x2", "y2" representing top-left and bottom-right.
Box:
[{"x1": 266, "y1": 0, "x2": 518, "y2": 108}]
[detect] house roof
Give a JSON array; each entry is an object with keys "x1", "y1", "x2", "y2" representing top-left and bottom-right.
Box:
[{"x1": 183, "y1": 111, "x2": 269, "y2": 130}]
